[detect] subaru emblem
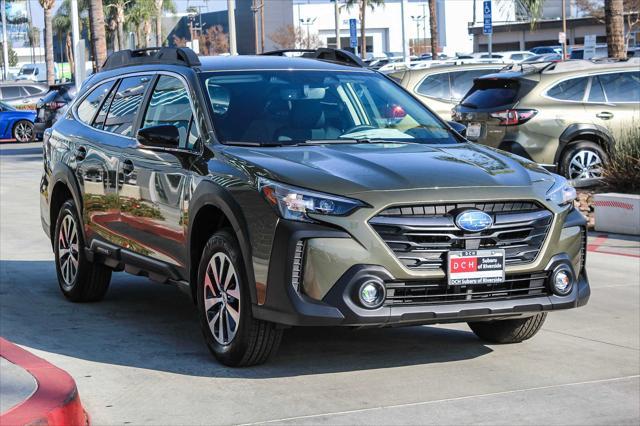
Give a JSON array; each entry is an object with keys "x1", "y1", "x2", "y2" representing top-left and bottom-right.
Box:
[{"x1": 455, "y1": 210, "x2": 493, "y2": 232}]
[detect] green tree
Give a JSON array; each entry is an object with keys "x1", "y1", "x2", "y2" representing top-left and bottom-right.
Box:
[
  {"x1": 0, "y1": 42, "x2": 18, "y2": 67},
  {"x1": 344, "y1": 0, "x2": 385, "y2": 59},
  {"x1": 106, "y1": 0, "x2": 131, "y2": 51}
]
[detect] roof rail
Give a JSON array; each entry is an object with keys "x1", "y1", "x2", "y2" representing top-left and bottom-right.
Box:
[
  {"x1": 102, "y1": 47, "x2": 201, "y2": 71},
  {"x1": 261, "y1": 48, "x2": 365, "y2": 68}
]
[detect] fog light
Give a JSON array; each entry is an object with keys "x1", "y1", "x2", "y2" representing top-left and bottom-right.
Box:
[
  {"x1": 358, "y1": 281, "x2": 385, "y2": 309},
  {"x1": 551, "y1": 266, "x2": 574, "y2": 296}
]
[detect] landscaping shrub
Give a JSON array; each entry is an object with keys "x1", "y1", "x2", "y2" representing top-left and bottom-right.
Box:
[{"x1": 603, "y1": 124, "x2": 640, "y2": 194}]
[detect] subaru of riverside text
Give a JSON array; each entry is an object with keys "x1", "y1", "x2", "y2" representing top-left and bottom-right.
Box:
[{"x1": 40, "y1": 48, "x2": 590, "y2": 366}]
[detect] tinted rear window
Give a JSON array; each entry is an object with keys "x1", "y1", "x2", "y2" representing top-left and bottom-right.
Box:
[{"x1": 461, "y1": 79, "x2": 523, "y2": 109}]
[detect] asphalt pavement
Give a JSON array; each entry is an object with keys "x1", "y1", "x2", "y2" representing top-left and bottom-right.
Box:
[{"x1": 1, "y1": 142, "x2": 639, "y2": 425}]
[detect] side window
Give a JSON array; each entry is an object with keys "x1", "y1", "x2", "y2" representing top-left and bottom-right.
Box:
[
  {"x1": 588, "y1": 76, "x2": 606, "y2": 103},
  {"x1": 416, "y1": 73, "x2": 451, "y2": 100},
  {"x1": 511, "y1": 54, "x2": 524, "y2": 61},
  {"x1": 599, "y1": 71, "x2": 640, "y2": 103},
  {"x1": 1, "y1": 86, "x2": 22, "y2": 99},
  {"x1": 103, "y1": 75, "x2": 152, "y2": 137},
  {"x1": 546, "y1": 77, "x2": 588, "y2": 101},
  {"x1": 141, "y1": 75, "x2": 198, "y2": 149},
  {"x1": 76, "y1": 80, "x2": 115, "y2": 125},
  {"x1": 93, "y1": 86, "x2": 117, "y2": 129},
  {"x1": 24, "y1": 86, "x2": 41, "y2": 95},
  {"x1": 450, "y1": 69, "x2": 500, "y2": 100}
]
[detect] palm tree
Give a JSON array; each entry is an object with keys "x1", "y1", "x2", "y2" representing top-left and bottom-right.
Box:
[
  {"x1": 428, "y1": 0, "x2": 437, "y2": 56},
  {"x1": 39, "y1": 0, "x2": 56, "y2": 85},
  {"x1": 127, "y1": 0, "x2": 154, "y2": 48},
  {"x1": 605, "y1": 0, "x2": 626, "y2": 59},
  {"x1": 344, "y1": 0, "x2": 385, "y2": 59},
  {"x1": 106, "y1": 0, "x2": 131, "y2": 51},
  {"x1": 89, "y1": 0, "x2": 108, "y2": 69},
  {"x1": 53, "y1": 5, "x2": 74, "y2": 79},
  {"x1": 154, "y1": 0, "x2": 176, "y2": 47}
]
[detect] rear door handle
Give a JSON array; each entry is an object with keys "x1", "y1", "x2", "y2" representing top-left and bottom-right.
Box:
[
  {"x1": 75, "y1": 146, "x2": 87, "y2": 161},
  {"x1": 596, "y1": 111, "x2": 614, "y2": 120},
  {"x1": 122, "y1": 159, "x2": 135, "y2": 175}
]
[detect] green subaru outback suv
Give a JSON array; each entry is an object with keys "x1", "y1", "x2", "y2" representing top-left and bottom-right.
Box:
[
  {"x1": 453, "y1": 59, "x2": 640, "y2": 185},
  {"x1": 40, "y1": 48, "x2": 589, "y2": 366}
]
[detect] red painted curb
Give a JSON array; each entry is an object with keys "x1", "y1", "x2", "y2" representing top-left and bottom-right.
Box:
[{"x1": 0, "y1": 338, "x2": 88, "y2": 426}]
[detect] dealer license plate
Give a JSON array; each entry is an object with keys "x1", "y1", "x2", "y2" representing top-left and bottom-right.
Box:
[
  {"x1": 466, "y1": 122, "x2": 481, "y2": 140},
  {"x1": 447, "y1": 249, "x2": 505, "y2": 285}
]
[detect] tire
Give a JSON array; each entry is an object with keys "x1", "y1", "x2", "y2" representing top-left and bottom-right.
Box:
[
  {"x1": 559, "y1": 141, "x2": 608, "y2": 182},
  {"x1": 12, "y1": 120, "x2": 35, "y2": 143},
  {"x1": 196, "y1": 229, "x2": 282, "y2": 367},
  {"x1": 468, "y1": 313, "x2": 547, "y2": 344},
  {"x1": 53, "y1": 200, "x2": 112, "y2": 302}
]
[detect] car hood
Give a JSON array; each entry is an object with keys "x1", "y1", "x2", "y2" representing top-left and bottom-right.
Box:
[{"x1": 223, "y1": 142, "x2": 554, "y2": 196}]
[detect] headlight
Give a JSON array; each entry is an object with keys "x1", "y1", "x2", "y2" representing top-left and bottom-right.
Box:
[
  {"x1": 546, "y1": 174, "x2": 577, "y2": 206},
  {"x1": 258, "y1": 178, "x2": 365, "y2": 223}
]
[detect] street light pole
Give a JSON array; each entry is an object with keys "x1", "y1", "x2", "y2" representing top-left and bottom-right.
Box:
[
  {"x1": 334, "y1": 0, "x2": 341, "y2": 49},
  {"x1": 1, "y1": 0, "x2": 10, "y2": 80},
  {"x1": 561, "y1": 0, "x2": 567, "y2": 60},
  {"x1": 400, "y1": 0, "x2": 409, "y2": 65},
  {"x1": 411, "y1": 15, "x2": 423, "y2": 55},
  {"x1": 227, "y1": 0, "x2": 237, "y2": 55}
]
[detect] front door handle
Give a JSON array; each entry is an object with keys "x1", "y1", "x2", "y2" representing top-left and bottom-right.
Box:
[
  {"x1": 596, "y1": 111, "x2": 614, "y2": 120},
  {"x1": 122, "y1": 159, "x2": 135, "y2": 175},
  {"x1": 75, "y1": 146, "x2": 87, "y2": 161}
]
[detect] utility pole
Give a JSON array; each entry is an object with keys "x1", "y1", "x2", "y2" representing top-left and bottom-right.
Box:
[
  {"x1": 334, "y1": 0, "x2": 341, "y2": 49},
  {"x1": 71, "y1": 0, "x2": 82, "y2": 91},
  {"x1": 227, "y1": 0, "x2": 237, "y2": 55},
  {"x1": 1, "y1": 0, "x2": 9, "y2": 80}
]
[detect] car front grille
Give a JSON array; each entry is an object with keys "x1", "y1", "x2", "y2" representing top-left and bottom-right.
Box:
[
  {"x1": 385, "y1": 272, "x2": 550, "y2": 306},
  {"x1": 370, "y1": 201, "x2": 553, "y2": 271}
]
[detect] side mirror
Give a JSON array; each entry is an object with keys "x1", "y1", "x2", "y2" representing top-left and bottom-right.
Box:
[
  {"x1": 136, "y1": 125, "x2": 181, "y2": 149},
  {"x1": 447, "y1": 121, "x2": 467, "y2": 137}
]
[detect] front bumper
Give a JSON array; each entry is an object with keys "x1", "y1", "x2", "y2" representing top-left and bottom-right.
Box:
[{"x1": 253, "y1": 208, "x2": 590, "y2": 327}]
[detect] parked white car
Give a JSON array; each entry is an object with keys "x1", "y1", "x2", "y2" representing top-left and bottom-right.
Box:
[{"x1": 479, "y1": 51, "x2": 535, "y2": 63}]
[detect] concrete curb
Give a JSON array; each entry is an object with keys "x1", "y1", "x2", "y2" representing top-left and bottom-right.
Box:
[{"x1": 0, "y1": 338, "x2": 88, "y2": 426}]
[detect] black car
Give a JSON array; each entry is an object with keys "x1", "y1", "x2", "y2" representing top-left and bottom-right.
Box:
[
  {"x1": 40, "y1": 48, "x2": 589, "y2": 366},
  {"x1": 34, "y1": 83, "x2": 77, "y2": 139}
]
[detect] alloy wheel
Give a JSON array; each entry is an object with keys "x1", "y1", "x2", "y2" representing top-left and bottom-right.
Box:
[
  {"x1": 58, "y1": 214, "x2": 79, "y2": 290},
  {"x1": 14, "y1": 122, "x2": 33, "y2": 143},
  {"x1": 568, "y1": 149, "x2": 603, "y2": 180},
  {"x1": 203, "y1": 252, "x2": 241, "y2": 345}
]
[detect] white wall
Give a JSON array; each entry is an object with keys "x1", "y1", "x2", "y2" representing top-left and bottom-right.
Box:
[{"x1": 294, "y1": 0, "x2": 480, "y2": 57}]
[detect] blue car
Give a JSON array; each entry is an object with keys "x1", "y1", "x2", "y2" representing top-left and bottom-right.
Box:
[{"x1": 0, "y1": 101, "x2": 36, "y2": 142}]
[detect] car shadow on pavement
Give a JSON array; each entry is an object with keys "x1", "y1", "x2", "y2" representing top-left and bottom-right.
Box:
[{"x1": 0, "y1": 260, "x2": 492, "y2": 378}]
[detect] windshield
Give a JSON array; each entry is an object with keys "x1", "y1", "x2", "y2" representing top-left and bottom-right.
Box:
[
  {"x1": 0, "y1": 101, "x2": 16, "y2": 111},
  {"x1": 200, "y1": 70, "x2": 459, "y2": 145},
  {"x1": 20, "y1": 66, "x2": 36, "y2": 75}
]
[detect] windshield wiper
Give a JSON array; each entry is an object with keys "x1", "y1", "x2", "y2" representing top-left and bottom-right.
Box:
[
  {"x1": 298, "y1": 138, "x2": 418, "y2": 146},
  {"x1": 224, "y1": 141, "x2": 282, "y2": 147}
]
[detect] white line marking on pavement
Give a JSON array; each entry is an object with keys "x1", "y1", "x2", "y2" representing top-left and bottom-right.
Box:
[{"x1": 239, "y1": 375, "x2": 640, "y2": 425}]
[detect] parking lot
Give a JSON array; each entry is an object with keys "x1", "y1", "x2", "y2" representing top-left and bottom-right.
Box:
[{"x1": 1, "y1": 142, "x2": 639, "y2": 425}]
